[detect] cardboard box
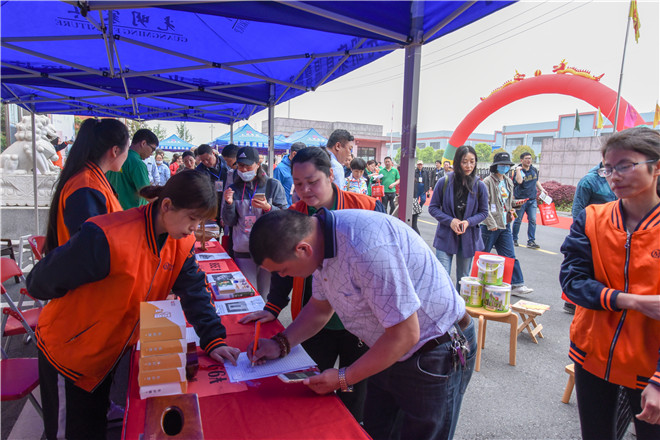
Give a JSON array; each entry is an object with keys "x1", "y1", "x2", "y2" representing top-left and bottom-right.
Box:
[
  {"x1": 139, "y1": 381, "x2": 188, "y2": 400},
  {"x1": 141, "y1": 339, "x2": 187, "y2": 357},
  {"x1": 140, "y1": 300, "x2": 186, "y2": 343},
  {"x1": 139, "y1": 353, "x2": 186, "y2": 372},
  {"x1": 139, "y1": 366, "x2": 187, "y2": 387}
]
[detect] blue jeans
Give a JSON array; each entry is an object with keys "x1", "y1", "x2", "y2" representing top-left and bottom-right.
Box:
[
  {"x1": 512, "y1": 199, "x2": 537, "y2": 242},
  {"x1": 363, "y1": 320, "x2": 476, "y2": 440},
  {"x1": 435, "y1": 243, "x2": 473, "y2": 292},
  {"x1": 479, "y1": 224, "x2": 524, "y2": 286},
  {"x1": 416, "y1": 182, "x2": 427, "y2": 206}
]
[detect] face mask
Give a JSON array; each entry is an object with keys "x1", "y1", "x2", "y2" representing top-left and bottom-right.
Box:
[
  {"x1": 237, "y1": 169, "x2": 257, "y2": 182},
  {"x1": 156, "y1": 160, "x2": 163, "y2": 166},
  {"x1": 497, "y1": 165, "x2": 510, "y2": 174}
]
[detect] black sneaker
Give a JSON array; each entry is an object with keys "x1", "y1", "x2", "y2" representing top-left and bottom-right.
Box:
[
  {"x1": 513, "y1": 240, "x2": 519, "y2": 247},
  {"x1": 527, "y1": 240, "x2": 540, "y2": 249}
]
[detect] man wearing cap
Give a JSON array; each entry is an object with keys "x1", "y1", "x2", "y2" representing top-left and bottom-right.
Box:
[
  {"x1": 222, "y1": 146, "x2": 288, "y2": 294},
  {"x1": 480, "y1": 152, "x2": 534, "y2": 296},
  {"x1": 325, "y1": 129, "x2": 354, "y2": 190},
  {"x1": 511, "y1": 152, "x2": 547, "y2": 249},
  {"x1": 273, "y1": 142, "x2": 307, "y2": 206},
  {"x1": 414, "y1": 160, "x2": 431, "y2": 207}
]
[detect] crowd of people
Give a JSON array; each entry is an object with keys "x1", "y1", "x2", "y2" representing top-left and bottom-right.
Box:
[{"x1": 21, "y1": 119, "x2": 660, "y2": 439}]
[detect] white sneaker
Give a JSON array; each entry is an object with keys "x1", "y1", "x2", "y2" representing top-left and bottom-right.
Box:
[{"x1": 511, "y1": 285, "x2": 534, "y2": 296}]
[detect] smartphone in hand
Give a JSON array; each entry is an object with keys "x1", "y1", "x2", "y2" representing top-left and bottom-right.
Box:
[
  {"x1": 277, "y1": 371, "x2": 319, "y2": 383},
  {"x1": 253, "y1": 193, "x2": 266, "y2": 202}
]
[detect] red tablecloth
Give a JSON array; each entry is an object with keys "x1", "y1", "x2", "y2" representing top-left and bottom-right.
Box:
[{"x1": 122, "y1": 242, "x2": 370, "y2": 439}]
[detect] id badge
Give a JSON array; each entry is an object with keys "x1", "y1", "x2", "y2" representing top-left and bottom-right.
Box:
[
  {"x1": 244, "y1": 215, "x2": 257, "y2": 233},
  {"x1": 215, "y1": 181, "x2": 223, "y2": 192},
  {"x1": 418, "y1": 177, "x2": 423, "y2": 183},
  {"x1": 490, "y1": 204, "x2": 497, "y2": 213}
]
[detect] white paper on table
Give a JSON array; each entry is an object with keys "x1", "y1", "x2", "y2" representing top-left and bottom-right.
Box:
[
  {"x1": 206, "y1": 271, "x2": 245, "y2": 285},
  {"x1": 215, "y1": 296, "x2": 265, "y2": 316},
  {"x1": 224, "y1": 345, "x2": 316, "y2": 383},
  {"x1": 195, "y1": 252, "x2": 230, "y2": 262},
  {"x1": 186, "y1": 326, "x2": 201, "y2": 346}
]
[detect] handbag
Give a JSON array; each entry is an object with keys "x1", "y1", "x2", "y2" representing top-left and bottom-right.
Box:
[
  {"x1": 539, "y1": 202, "x2": 559, "y2": 225},
  {"x1": 412, "y1": 199, "x2": 423, "y2": 215},
  {"x1": 371, "y1": 184, "x2": 384, "y2": 198}
]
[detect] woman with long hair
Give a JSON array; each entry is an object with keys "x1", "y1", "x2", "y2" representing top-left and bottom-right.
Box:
[
  {"x1": 560, "y1": 126, "x2": 660, "y2": 438},
  {"x1": 222, "y1": 146, "x2": 288, "y2": 294},
  {"x1": 239, "y1": 146, "x2": 384, "y2": 423},
  {"x1": 27, "y1": 171, "x2": 240, "y2": 439},
  {"x1": 44, "y1": 118, "x2": 129, "y2": 254},
  {"x1": 428, "y1": 145, "x2": 488, "y2": 289}
]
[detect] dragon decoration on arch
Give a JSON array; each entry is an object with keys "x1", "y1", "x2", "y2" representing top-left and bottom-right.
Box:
[{"x1": 480, "y1": 59, "x2": 604, "y2": 101}]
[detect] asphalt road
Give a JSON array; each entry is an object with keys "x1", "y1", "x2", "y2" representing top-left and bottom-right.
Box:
[{"x1": 1, "y1": 210, "x2": 636, "y2": 440}]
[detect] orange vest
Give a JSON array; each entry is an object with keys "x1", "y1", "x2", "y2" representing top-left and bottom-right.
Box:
[
  {"x1": 287, "y1": 185, "x2": 378, "y2": 319},
  {"x1": 570, "y1": 201, "x2": 660, "y2": 390},
  {"x1": 37, "y1": 204, "x2": 194, "y2": 392},
  {"x1": 56, "y1": 162, "x2": 123, "y2": 245}
]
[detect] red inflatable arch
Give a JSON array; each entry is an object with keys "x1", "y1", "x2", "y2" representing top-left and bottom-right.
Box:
[{"x1": 444, "y1": 74, "x2": 646, "y2": 161}]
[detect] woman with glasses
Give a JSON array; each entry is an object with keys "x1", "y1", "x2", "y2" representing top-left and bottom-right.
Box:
[{"x1": 560, "y1": 126, "x2": 660, "y2": 438}]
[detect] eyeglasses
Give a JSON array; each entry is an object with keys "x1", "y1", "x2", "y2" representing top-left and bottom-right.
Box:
[
  {"x1": 147, "y1": 143, "x2": 157, "y2": 153},
  {"x1": 597, "y1": 159, "x2": 658, "y2": 178}
]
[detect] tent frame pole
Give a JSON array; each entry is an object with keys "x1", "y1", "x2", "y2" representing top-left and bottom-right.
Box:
[
  {"x1": 267, "y1": 84, "x2": 275, "y2": 178},
  {"x1": 398, "y1": 1, "x2": 424, "y2": 225},
  {"x1": 30, "y1": 111, "x2": 39, "y2": 233}
]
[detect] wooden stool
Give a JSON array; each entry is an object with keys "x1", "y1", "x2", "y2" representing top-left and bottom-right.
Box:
[
  {"x1": 562, "y1": 363, "x2": 575, "y2": 403},
  {"x1": 511, "y1": 300, "x2": 550, "y2": 344},
  {"x1": 465, "y1": 306, "x2": 518, "y2": 372}
]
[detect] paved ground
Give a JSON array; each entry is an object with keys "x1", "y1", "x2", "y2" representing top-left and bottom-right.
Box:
[{"x1": 2, "y1": 210, "x2": 636, "y2": 439}]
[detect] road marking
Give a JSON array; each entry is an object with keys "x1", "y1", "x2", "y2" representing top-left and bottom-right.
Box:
[{"x1": 419, "y1": 219, "x2": 558, "y2": 255}]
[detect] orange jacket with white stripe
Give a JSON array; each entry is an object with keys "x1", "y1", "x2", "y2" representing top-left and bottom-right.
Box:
[
  {"x1": 560, "y1": 200, "x2": 660, "y2": 390},
  {"x1": 28, "y1": 203, "x2": 226, "y2": 392},
  {"x1": 56, "y1": 161, "x2": 123, "y2": 245}
]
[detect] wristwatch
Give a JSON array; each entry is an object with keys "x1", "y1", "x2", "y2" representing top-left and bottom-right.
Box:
[{"x1": 338, "y1": 367, "x2": 354, "y2": 392}]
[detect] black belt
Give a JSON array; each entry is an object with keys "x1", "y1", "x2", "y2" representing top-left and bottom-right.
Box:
[
  {"x1": 233, "y1": 252, "x2": 251, "y2": 259},
  {"x1": 417, "y1": 313, "x2": 471, "y2": 354}
]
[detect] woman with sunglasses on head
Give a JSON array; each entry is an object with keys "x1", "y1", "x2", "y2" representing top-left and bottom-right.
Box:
[
  {"x1": 560, "y1": 126, "x2": 660, "y2": 438},
  {"x1": 28, "y1": 171, "x2": 240, "y2": 439},
  {"x1": 44, "y1": 118, "x2": 130, "y2": 254}
]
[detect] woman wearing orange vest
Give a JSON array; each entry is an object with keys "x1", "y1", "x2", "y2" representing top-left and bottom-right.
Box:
[
  {"x1": 560, "y1": 126, "x2": 660, "y2": 438},
  {"x1": 239, "y1": 147, "x2": 384, "y2": 422},
  {"x1": 44, "y1": 118, "x2": 129, "y2": 254},
  {"x1": 27, "y1": 171, "x2": 240, "y2": 439}
]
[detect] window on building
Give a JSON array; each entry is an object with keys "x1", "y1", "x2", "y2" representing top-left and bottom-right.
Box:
[
  {"x1": 394, "y1": 143, "x2": 401, "y2": 150},
  {"x1": 505, "y1": 138, "x2": 523, "y2": 148},
  {"x1": 357, "y1": 147, "x2": 376, "y2": 161},
  {"x1": 430, "y1": 142, "x2": 442, "y2": 149},
  {"x1": 416, "y1": 142, "x2": 426, "y2": 149},
  {"x1": 532, "y1": 136, "x2": 553, "y2": 149}
]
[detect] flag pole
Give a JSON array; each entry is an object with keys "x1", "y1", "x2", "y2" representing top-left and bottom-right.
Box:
[{"x1": 613, "y1": 2, "x2": 633, "y2": 133}]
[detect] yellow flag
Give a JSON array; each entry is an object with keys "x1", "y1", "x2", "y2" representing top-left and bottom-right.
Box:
[
  {"x1": 596, "y1": 107, "x2": 604, "y2": 129},
  {"x1": 654, "y1": 102, "x2": 660, "y2": 128},
  {"x1": 629, "y1": 0, "x2": 640, "y2": 43}
]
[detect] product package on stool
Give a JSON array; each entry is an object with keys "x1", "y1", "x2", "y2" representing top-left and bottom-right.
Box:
[{"x1": 144, "y1": 393, "x2": 204, "y2": 439}]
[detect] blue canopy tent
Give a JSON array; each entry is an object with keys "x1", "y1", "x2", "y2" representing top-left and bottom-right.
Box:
[
  {"x1": 158, "y1": 134, "x2": 195, "y2": 152},
  {"x1": 285, "y1": 128, "x2": 328, "y2": 147},
  {"x1": 211, "y1": 124, "x2": 289, "y2": 153},
  {"x1": 1, "y1": 0, "x2": 515, "y2": 230}
]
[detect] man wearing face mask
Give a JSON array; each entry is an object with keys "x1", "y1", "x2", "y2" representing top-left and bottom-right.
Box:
[
  {"x1": 222, "y1": 147, "x2": 288, "y2": 295},
  {"x1": 480, "y1": 152, "x2": 534, "y2": 296}
]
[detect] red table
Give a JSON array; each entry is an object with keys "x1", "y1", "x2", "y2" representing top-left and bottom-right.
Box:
[{"x1": 122, "y1": 241, "x2": 370, "y2": 439}]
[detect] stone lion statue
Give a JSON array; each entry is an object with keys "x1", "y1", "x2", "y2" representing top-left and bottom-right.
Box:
[{"x1": 0, "y1": 115, "x2": 60, "y2": 175}]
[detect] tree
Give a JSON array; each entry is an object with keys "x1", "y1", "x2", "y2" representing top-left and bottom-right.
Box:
[
  {"x1": 511, "y1": 145, "x2": 536, "y2": 162},
  {"x1": 418, "y1": 146, "x2": 435, "y2": 164},
  {"x1": 475, "y1": 143, "x2": 492, "y2": 163},
  {"x1": 149, "y1": 123, "x2": 168, "y2": 141},
  {"x1": 176, "y1": 122, "x2": 194, "y2": 143},
  {"x1": 394, "y1": 148, "x2": 401, "y2": 163},
  {"x1": 490, "y1": 147, "x2": 507, "y2": 162},
  {"x1": 434, "y1": 149, "x2": 445, "y2": 162},
  {"x1": 127, "y1": 119, "x2": 148, "y2": 139}
]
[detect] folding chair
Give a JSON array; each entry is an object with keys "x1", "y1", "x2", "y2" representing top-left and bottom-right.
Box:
[
  {"x1": 1, "y1": 258, "x2": 43, "y2": 351},
  {"x1": 27, "y1": 235, "x2": 46, "y2": 262},
  {"x1": 0, "y1": 347, "x2": 43, "y2": 418}
]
